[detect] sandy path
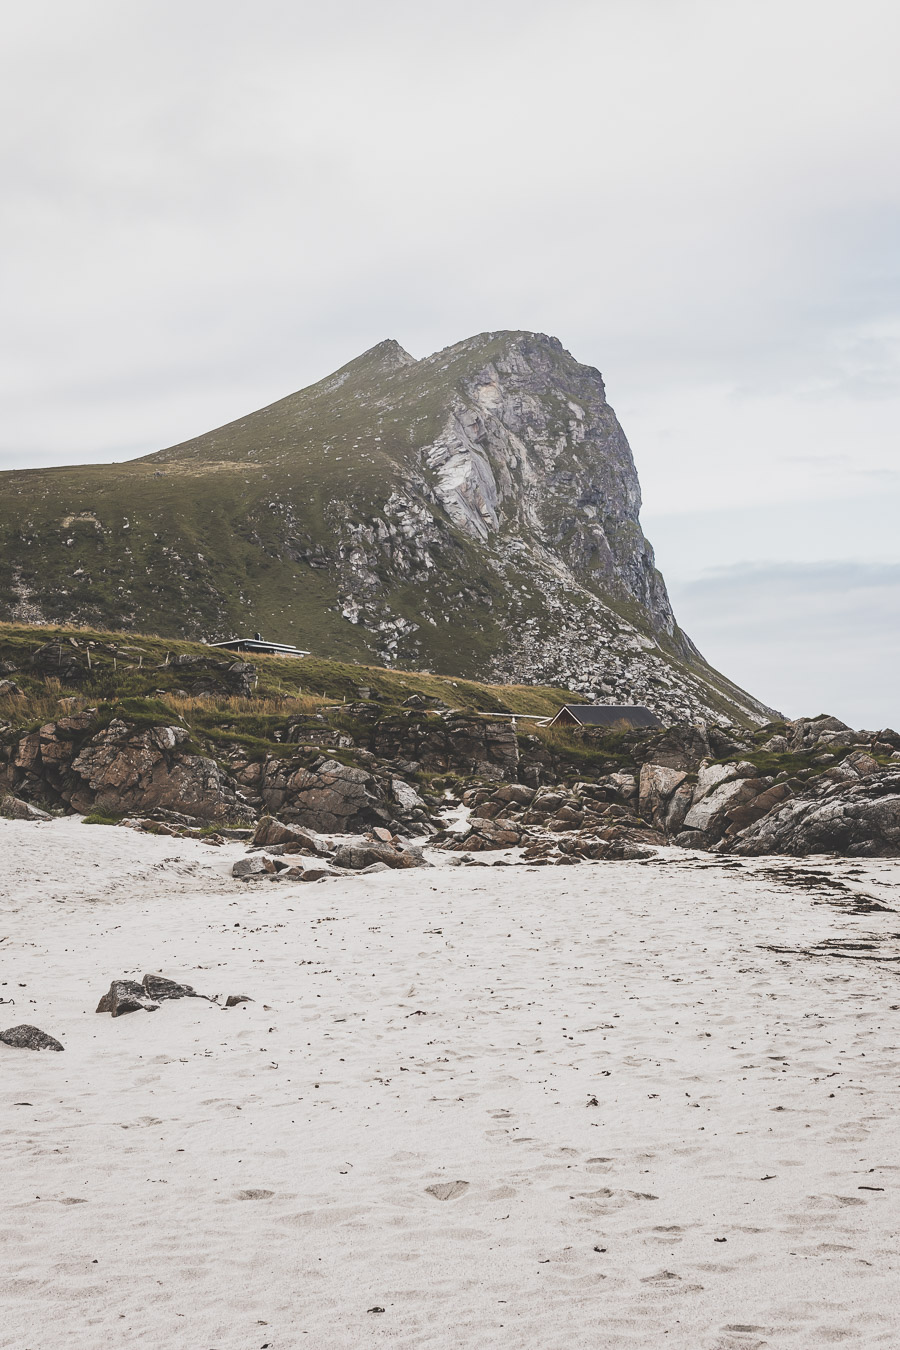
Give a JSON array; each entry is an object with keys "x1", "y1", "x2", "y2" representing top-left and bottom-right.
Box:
[{"x1": 2, "y1": 819, "x2": 900, "y2": 1349}]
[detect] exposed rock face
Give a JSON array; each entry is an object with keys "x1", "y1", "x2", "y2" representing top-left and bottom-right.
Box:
[
  {"x1": 257, "y1": 756, "x2": 390, "y2": 833},
  {"x1": 639, "y1": 764, "x2": 687, "y2": 831},
  {"x1": 5, "y1": 715, "x2": 249, "y2": 822},
  {"x1": 370, "y1": 713, "x2": 519, "y2": 780},
  {"x1": 726, "y1": 772, "x2": 900, "y2": 857},
  {"x1": 0, "y1": 331, "x2": 775, "y2": 727}
]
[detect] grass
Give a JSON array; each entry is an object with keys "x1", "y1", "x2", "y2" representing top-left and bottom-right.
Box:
[{"x1": 0, "y1": 329, "x2": 773, "y2": 728}]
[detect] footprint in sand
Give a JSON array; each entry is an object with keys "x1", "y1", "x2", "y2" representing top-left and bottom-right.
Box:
[
  {"x1": 236, "y1": 1188, "x2": 275, "y2": 1200},
  {"x1": 425, "y1": 1180, "x2": 469, "y2": 1201}
]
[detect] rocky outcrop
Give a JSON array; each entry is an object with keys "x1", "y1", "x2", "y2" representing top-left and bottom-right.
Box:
[
  {"x1": 4, "y1": 715, "x2": 250, "y2": 822},
  {"x1": 368, "y1": 711, "x2": 519, "y2": 781},
  {"x1": 256, "y1": 756, "x2": 390, "y2": 833},
  {"x1": 725, "y1": 772, "x2": 900, "y2": 857}
]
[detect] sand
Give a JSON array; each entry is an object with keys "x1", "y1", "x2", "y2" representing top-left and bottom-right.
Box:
[{"x1": 2, "y1": 817, "x2": 900, "y2": 1349}]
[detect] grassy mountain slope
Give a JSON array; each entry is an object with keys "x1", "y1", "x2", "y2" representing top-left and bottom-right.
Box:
[{"x1": 0, "y1": 332, "x2": 777, "y2": 727}]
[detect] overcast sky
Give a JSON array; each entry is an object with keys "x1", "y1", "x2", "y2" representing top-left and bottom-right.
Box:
[{"x1": 2, "y1": 0, "x2": 898, "y2": 727}]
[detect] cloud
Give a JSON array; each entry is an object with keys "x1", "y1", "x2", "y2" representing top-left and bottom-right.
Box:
[
  {"x1": 1, "y1": 0, "x2": 899, "y2": 497},
  {"x1": 667, "y1": 562, "x2": 900, "y2": 729}
]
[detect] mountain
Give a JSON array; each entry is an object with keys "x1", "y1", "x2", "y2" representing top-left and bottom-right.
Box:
[{"x1": 0, "y1": 330, "x2": 776, "y2": 726}]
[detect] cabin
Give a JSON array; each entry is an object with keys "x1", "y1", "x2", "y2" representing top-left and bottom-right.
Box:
[
  {"x1": 209, "y1": 634, "x2": 310, "y2": 658},
  {"x1": 548, "y1": 704, "x2": 663, "y2": 730}
]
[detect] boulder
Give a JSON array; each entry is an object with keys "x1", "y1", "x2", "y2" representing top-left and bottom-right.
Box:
[
  {"x1": 673, "y1": 829, "x2": 711, "y2": 850},
  {"x1": 268, "y1": 757, "x2": 388, "y2": 833},
  {"x1": 693, "y1": 763, "x2": 736, "y2": 800},
  {"x1": 639, "y1": 764, "x2": 687, "y2": 830},
  {"x1": 493, "y1": 783, "x2": 535, "y2": 806},
  {"x1": 664, "y1": 782, "x2": 695, "y2": 836},
  {"x1": 392, "y1": 778, "x2": 427, "y2": 812},
  {"x1": 96, "y1": 979, "x2": 161, "y2": 1017},
  {"x1": 842, "y1": 750, "x2": 879, "y2": 777},
  {"x1": 726, "y1": 771, "x2": 900, "y2": 857},
  {"x1": 0, "y1": 794, "x2": 51, "y2": 821},
  {"x1": 332, "y1": 840, "x2": 426, "y2": 870},
  {"x1": 683, "y1": 777, "x2": 761, "y2": 835},
  {"x1": 0, "y1": 1024, "x2": 64, "y2": 1051},
  {"x1": 232, "y1": 856, "x2": 277, "y2": 878},
  {"x1": 251, "y1": 816, "x2": 328, "y2": 854},
  {"x1": 141, "y1": 974, "x2": 203, "y2": 1002}
]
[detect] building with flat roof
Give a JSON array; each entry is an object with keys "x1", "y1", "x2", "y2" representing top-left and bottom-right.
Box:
[{"x1": 209, "y1": 634, "x2": 310, "y2": 658}]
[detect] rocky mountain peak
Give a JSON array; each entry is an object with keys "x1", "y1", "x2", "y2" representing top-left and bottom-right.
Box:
[{"x1": 0, "y1": 330, "x2": 777, "y2": 726}]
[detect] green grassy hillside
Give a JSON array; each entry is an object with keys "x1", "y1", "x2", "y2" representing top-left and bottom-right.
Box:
[{"x1": 0, "y1": 331, "x2": 777, "y2": 727}]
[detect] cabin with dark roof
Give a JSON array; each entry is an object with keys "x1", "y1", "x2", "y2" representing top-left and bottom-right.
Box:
[
  {"x1": 548, "y1": 704, "x2": 663, "y2": 730},
  {"x1": 209, "y1": 634, "x2": 310, "y2": 658}
]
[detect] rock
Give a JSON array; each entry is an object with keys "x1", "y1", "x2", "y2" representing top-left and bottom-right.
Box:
[
  {"x1": 693, "y1": 763, "x2": 736, "y2": 800},
  {"x1": 358, "y1": 861, "x2": 392, "y2": 873},
  {"x1": 251, "y1": 816, "x2": 328, "y2": 854},
  {"x1": 0, "y1": 1024, "x2": 64, "y2": 1051},
  {"x1": 682, "y1": 777, "x2": 761, "y2": 836},
  {"x1": 166, "y1": 654, "x2": 256, "y2": 698},
  {"x1": 607, "y1": 772, "x2": 637, "y2": 801},
  {"x1": 0, "y1": 794, "x2": 51, "y2": 821},
  {"x1": 727, "y1": 770, "x2": 900, "y2": 857},
  {"x1": 225, "y1": 994, "x2": 253, "y2": 1007},
  {"x1": 232, "y1": 856, "x2": 276, "y2": 878},
  {"x1": 96, "y1": 979, "x2": 161, "y2": 1017},
  {"x1": 644, "y1": 725, "x2": 711, "y2": 770},
  {"x1": 141, "y1": 974, "x2": 202, "y2": 1002},
  {"x1": 761, "y1": 734, "x2": 789, "y2": 752},
  {"x1": 0, "y1": 679, "x2": 23, "y2": 696},
  {"x1": 842, "y1": 750, "x2": 878, "y2": 777},
  {"x1": 663, "y1": 782, "x2": 694, "y2": 835},
  {"x1": 332, "y1": 840, "x2": 423, "y2": 870},
  {"x1": 372, "y1": 826, "x2": 394, "y2": 842},
  {"x1": 673, "y1": 829, "x2": 710, "y2": 850},
  {"x1": 392, "y1": 778, "x2": 427, "y2": 812},
  {"x1": 267, "y1": 757, "x2": 388, "y2": 833},
  {"x1": 68, "y1": 721, "x2": 247, "y2": 822},
  {"x1": 639, "y1": 763, "x2": 687, "y2": 830},
  {"x1": 493, "y1": 783, "x2": 536, "y2": 806}
]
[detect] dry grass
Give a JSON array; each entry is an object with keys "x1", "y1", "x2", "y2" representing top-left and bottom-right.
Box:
[{"x1": 160, "y1": 691, "x2": 327, "y2": 717}]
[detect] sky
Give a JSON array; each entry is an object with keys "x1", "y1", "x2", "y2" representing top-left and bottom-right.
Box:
[{"x1": 1, "y1": 0, "x2": 898, "y2": 727}]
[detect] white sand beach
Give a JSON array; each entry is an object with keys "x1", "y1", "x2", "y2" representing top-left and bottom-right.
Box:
[{"x1": 2, "y1": 818, "x2": 900, "y2": 1349}]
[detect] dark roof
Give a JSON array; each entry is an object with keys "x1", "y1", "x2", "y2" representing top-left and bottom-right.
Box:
[
  {"x1": 549, "y1": 704, "x2": 663, "y2": 729},
  {"x1": 209, "y1": 638, "x2": 310, "y2": 656}
]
